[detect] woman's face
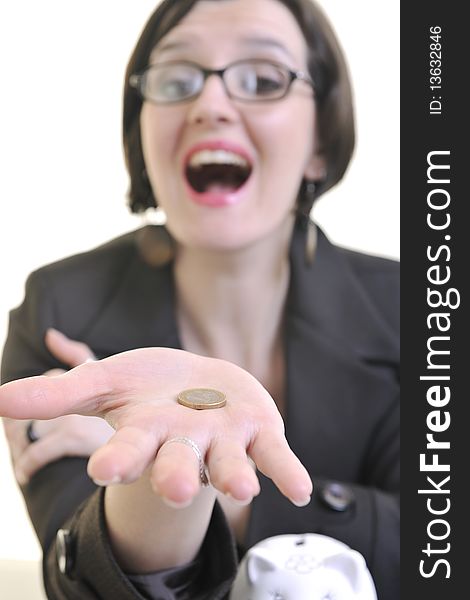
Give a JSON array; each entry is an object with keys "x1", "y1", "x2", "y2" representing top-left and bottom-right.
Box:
[{"x1": 140, "y1": 0, "x2": 324, "y2": 252}]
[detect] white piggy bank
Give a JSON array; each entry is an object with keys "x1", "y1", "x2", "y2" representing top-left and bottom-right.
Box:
[{"x1": 229, "y1": 533, "x2": 377, "y2": 600}]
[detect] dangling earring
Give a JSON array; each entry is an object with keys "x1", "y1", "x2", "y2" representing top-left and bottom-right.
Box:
[
  {"x1": 304, "y1": 182, "x2": 317, "y2": 265},
  {"x1": 136, "y1": 202, "x2": 175, "y2": 270},
  {"x1": 135, "y1": 170, "x2": 175, "y2": 267}
]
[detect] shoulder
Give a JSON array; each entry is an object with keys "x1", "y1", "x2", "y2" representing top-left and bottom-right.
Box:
[
  {"x1": 3, "y1": 228, "x2": 174, "y2": 379},
  {"x1": 23, "y1": 228, "x2": 163, "y2": 339},
  {"x1": 290, "y1": 226, "x2": 399, "y2": 362},
  {"x1": 337, "y1": 246, "x2": 400, "y2": 335},
  {"x1": 338, "y1": 246, "x2": 399, "y2": 293},
  {"x1": 338, "y1": 246, "x2": 399, "y2": 278},
  {"x1": 33, "y1": 229, "x2": 141, "y2": 286}
]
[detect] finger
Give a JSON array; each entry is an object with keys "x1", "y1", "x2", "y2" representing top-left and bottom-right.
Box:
[
  {"x1": 87, "y1": 425, "x2": 161, "y2": 486},
  {"x1": 206, "y1": 438, "x2": 259, "y2": 503},
  {"x1": 14, "y1": 431, "x2": 77, "y2": 485},
  {"x1": 249, "y1": 430, "x2": 313, "y2": 506},
  {"x1": 44, "y1": 368, "x2": 66, "y2": 377},
  {"x1": 2, "y1": 419, "x2": 30, "y2": 464},
  {"x1": 0, "y1": 361, "x2": 111, "y2": 419},
  {"x1": 45, "y1": 328, "x2": 95, "y2": 367},
  {"x1": 150, "y1": 440, "x2": 204, "y2": 507}
]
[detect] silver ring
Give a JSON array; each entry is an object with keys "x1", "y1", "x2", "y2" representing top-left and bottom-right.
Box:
[
  {"x1": 26, "y1": 420, "x2": 39, "y2": 444},
  {"x1": 161, "y1": 437, "x2": 209, "y2": 486}
]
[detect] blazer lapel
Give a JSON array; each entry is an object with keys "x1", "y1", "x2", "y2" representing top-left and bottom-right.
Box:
[
  {"x1": 287, "y1": 224, "x2": 399, "y2": 363},
  {"x1": 246, "y1": 225, "x2": 400, "y2": 548},
  {"x1": 283, "y1": 224, "x2": 399, "y2": 469}
]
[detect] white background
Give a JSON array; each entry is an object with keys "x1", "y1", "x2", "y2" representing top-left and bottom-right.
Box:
[{"x1": 0, "y1": 0, "x2": 399, "y2": 561}]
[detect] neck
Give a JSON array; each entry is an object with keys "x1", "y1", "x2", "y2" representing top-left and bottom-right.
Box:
[{"x1": 174, "y1": 219, "x2": 293, "y2": 376}]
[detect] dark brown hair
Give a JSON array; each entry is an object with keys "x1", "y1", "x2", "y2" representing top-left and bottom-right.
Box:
[{"x1": 123, "y1": 0, "x2": 355, "y2": 216}]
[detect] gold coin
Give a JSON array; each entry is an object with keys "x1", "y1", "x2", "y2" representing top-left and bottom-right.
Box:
[{"x1": 177, "y1": 388, "x2": 226, "y2": 410}]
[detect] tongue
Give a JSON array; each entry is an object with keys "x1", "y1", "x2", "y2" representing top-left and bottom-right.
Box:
[{"x1": 204, "y1": 182, "x2": 238, "y2": 194}]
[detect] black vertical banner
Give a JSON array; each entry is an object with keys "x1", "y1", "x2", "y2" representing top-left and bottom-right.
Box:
[{"x1": 401, "y1": 2, "x2": 466, "y2": 597}]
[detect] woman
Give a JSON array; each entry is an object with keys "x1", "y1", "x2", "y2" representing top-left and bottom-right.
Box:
[{"x1": 1, "y1": 0, "x2": 399, "y2": 598}]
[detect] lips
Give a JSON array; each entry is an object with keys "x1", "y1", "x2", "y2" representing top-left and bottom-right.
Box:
[{"x1": 183, "y1": 141, "x2": 253, "y2": 207}]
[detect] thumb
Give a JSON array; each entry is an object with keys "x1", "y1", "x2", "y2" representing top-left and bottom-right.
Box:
[
  {"x1": 45, "y1": 328, "x2": 96, "y2": 368},
  {"x1": 0, "y1": 361, "x2": 110, "y2": 419}
]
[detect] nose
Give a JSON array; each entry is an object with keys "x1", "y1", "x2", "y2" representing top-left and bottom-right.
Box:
[{"x1": 186, "y1": 74, "x2": 239, "y2": 126}]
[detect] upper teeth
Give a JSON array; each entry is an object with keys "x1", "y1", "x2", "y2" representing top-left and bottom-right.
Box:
[{"x1": 188, "y1": 149, "x2": 249, "y2": 169}]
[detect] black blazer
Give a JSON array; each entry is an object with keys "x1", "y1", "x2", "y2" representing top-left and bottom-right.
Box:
[{"x1": 1, "y1": 223, "x2": 400, "y2": 600}]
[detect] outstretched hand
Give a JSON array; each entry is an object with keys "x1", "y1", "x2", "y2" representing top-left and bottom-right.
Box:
[{"x1": 0, "y1": 347, "x2": 312, "y2": 507}]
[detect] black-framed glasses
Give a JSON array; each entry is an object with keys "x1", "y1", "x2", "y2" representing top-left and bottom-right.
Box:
[{"x1": 129, "y1": 59, "x2": 314, "y2": 104}]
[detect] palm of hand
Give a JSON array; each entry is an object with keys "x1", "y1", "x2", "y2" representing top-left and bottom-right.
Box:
[{"x1": 0, "y1": 348, "x2": 312, "y2": 507}]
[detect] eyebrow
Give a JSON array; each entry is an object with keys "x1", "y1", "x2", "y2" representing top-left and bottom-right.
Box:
[
  {"x1": 238, "y1": 35, "x2": 296, "y2": 61},
  {"x1": 154, "y1": 40, "x2": 192, "y2": 54},
  {"x1": 153, "y1": 35, "x2": 296, "y2": 62}
]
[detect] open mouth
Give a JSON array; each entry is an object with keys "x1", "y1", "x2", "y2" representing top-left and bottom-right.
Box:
[{"x1": 185, "y1": 149, "x2": 253, "y2": 194}]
